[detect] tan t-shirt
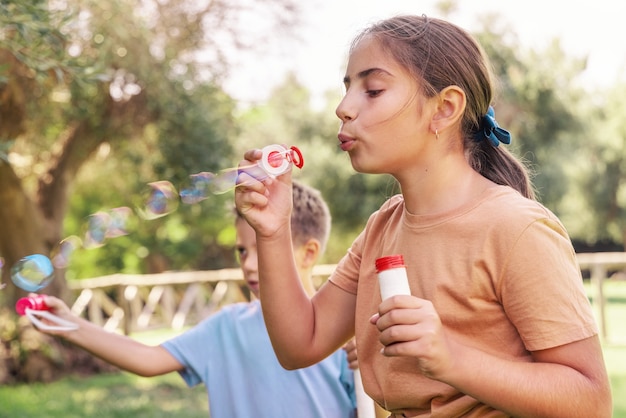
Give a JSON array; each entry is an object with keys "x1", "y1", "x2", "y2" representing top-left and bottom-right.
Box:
[{"x1": 330, "y1": 185, "x2": 597, "y2": 417}]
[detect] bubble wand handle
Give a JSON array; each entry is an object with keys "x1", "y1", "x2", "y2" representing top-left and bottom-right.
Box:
[
  {"x1": 354, "y1": 368, "x2": 377, "y2": 418},
  {"x1": 15, "y1": 295, "x2": 79, "y2": 331}
]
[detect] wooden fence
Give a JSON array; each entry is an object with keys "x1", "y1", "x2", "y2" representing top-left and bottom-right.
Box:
[
  {"x1": 576, "y1": 252, "x2": 626, "y2": 343},
  {"x1": 67, "y1": 255, "x2": 626, "y2": 342},
  {"x1": 66, "y1": 264, "x2": 337, "y2": 335}
]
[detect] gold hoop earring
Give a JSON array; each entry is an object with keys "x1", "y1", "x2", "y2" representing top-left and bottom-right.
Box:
[{"x1": 435, "y1": 129, "x2": 439, "y2": 140}]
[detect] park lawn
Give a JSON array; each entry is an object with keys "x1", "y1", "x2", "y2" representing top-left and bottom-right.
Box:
[
  {"x1": 0, "y1": 281, "x2": 624, "y2": 417},
  {"x1": 0, "y1": 371, "x2": 208, "y2": 418},
  {"x1": 592, "y1": 280, "x2": 626, "y2": 417}
]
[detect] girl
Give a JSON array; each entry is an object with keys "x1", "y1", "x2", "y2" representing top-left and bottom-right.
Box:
[{"x1": 235, "y1": 15, "x2": 612, "y2": 417}]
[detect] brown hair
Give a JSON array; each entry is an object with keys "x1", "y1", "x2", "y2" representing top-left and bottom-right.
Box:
[
  {"x1": 352, "y1": 15, "x2": 535, "y2": 199},
  {"x1": 235, "y1": 180, "x2": 331, "y2": 253}
]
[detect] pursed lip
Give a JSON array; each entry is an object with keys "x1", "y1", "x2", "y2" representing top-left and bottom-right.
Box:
[{"x1": 338, "y1": 133, "x2": 356, "y2": 151}]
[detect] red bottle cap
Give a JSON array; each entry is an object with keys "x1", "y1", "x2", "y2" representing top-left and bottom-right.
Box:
[
  {"x1": 375, "y1": 254, "x2": 405, "y2": 272},
  {"x1": 15, "y1": 295, "x2": 48, "y2": 316}
]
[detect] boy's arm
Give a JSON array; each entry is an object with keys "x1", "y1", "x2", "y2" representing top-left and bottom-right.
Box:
[{"x1": 36, "y1": 295, "x2": 183, "y2": 377}]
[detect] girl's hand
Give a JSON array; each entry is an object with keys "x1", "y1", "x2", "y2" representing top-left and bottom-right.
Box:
[
  {"x1": 370, "y1": 295, "x2": 455, "y2": 380},
  {"x1": 234, "y1": 148, "x2": 293, "y2": 239}
]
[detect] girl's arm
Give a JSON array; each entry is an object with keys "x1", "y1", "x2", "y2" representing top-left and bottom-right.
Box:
[
  {"x1": 235, "y1": 156, "x2": 356, "y2": 368},
  {"x1": 374, "y1": 296, "x2": 612, "y2": 418},
  {"x1": 451, "y1": 334, "x2": 610, "y2": 418},
  {"x1": 36, "y1": 295, "x2": 183, "y2": 377}
]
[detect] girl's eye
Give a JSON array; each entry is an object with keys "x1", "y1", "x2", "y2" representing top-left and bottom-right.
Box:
[{"x1": 366, "y1": 89, "x2": 383, "y2": 97}]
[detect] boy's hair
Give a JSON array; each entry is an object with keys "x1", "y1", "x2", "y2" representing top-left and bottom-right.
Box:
[
  {"x1": 290, "y1": 180, "x2": 331, "y2": 254},
  {"x1": 235, "y1": 180, "x2": 331, "y2": 254}
]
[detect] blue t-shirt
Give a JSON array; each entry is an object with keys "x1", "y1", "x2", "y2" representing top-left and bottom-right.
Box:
[{"x1": 161, "y1": 300, "x2": 356, "y2": 417}]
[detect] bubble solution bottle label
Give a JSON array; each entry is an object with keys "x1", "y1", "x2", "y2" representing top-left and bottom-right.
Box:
[{"x1": 376, "y1": 254, "x2": 411, "y2": 300}]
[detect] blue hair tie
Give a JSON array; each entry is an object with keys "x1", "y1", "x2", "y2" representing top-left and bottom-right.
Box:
[{"x1": 474, "y1": 106, "x2": 511, "y2": 147}]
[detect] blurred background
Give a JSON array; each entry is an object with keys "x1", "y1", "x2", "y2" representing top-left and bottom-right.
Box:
[{"x1": 1, "y1": 0, "x2": 625, "y2": 415}]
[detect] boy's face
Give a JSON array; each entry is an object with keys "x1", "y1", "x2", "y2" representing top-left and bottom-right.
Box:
[
  {"x1": 235, "y1": 219, "x2": 261, "y2": 299},
  {"x1": 235, "y1": 218, "x2": 311, "y2": 300}
]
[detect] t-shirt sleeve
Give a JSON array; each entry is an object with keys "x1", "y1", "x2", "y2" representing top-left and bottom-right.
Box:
[
  {"x1": 329, "y1": 230, "x2": 364, "y2": 295},
  {"x1": 161, "y1": 315, "x2": 219, "y2": 387},
  {"x1": 330, "y1": 196, "x2": 403, "y2": 295},
  {"x1": 499, "y1": 217, "x2": 598, "y2": 351}
]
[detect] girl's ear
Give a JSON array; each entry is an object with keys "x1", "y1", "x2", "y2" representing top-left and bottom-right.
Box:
[{"x1": 430, "y1": 85, "x2": 466, "y2": 134}]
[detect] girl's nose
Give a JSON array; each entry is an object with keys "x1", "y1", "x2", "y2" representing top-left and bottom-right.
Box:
[{"x1": 335, "y1": 96, "x2": 355, "y2": 122}]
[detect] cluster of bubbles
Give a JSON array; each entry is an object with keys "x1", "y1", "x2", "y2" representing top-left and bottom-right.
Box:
[
  {"x1": 2, "y1": 144, "x2": 303, "y2": 294},
  {"x1": 2, "y1": 166, "x2": 261, "y2": 293}
]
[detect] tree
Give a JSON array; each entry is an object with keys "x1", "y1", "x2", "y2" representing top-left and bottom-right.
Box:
[
  {"x1": 563, "y1": 82, "x2": 626, "y2": 249},
  {"x1": 474, "y1": 24, "x2": 588, "y2": 212},
  {"x1": 0, "y1": 0, "x2": 300, "y2": 382}
]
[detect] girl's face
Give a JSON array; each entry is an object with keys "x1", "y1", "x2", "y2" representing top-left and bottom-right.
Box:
[{"x1": 335, "y1": 36, "x2": 433, "y2": 177}]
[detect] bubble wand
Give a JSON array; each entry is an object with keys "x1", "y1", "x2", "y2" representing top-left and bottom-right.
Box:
[
  {"x1": 16, "y1": 295, "x2": 79, "y2": 332},
  {"x1": 173, "y1": 144, "x2": 304, "y2": 207}
]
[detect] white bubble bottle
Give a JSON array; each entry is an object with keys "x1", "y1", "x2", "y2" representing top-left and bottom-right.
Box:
[{"x1": 376, "y1": 254, "x2": 411, "y2": 299}]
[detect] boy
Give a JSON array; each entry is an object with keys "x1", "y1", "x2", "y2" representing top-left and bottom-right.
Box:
[{"x1": 35, "y1": 181, "x2": 357, "y2": 417}]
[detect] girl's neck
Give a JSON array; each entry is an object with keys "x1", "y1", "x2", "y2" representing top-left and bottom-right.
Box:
[{"x1": 397, "y1": 157, "x2": 491, "y2": 216}]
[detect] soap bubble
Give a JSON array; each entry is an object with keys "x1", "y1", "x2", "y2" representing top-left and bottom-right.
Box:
[
  {"x1": 51, "y1": 235, "x2": 82, "y2": 269},
  {"x1": 0, "y1": 257, "x2": 5, "y2": 290},
  {"x1": 137, "y1": 180, "x2": 179, "y2": 220},
  {"x1": 106, "y1": 206, "x2": 133, "y2": 238},
  {"x1": 11, "y1": 254, "x2": 55, "y2": 292},
  {"x1": 179, "y1": 172, "x2": 215, "y2": 204},
  {"x1": 81, "y1": 207, "x2": 135, "y2": 249},
  {"x1": 83, "y1": 211, "x2": 111, "y2": 249},
  {"x1": 209, "y1": 169, "x2": 241, "y2": 194}
]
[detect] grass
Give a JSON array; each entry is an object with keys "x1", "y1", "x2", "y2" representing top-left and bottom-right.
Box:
[
  {"x1": 0, "y1": 372, "x2": 207, "y2": 418},
  {"x1": 0, "y1": 282, "x2": 624, "y2": 417},
  {"x1": 0, "y1": 328, "x2": 208, "y2": 418},
  {"x1": 586, "y1": 279, "x2": 626, "y2": 417}
]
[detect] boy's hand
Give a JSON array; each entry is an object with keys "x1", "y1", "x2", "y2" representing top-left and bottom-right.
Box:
[
  {"x1": 30, "y1": 293, "x2": 78, "y2": 335},
  {"x1": 343, "y1": 338, "x2": 359, "y2": 370}
]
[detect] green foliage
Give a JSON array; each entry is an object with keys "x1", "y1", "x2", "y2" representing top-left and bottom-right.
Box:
[
  {"x1": 476, "y1": 23, "x2": 588, "y2": 213},
  {"x1": 472, "y1": 17, "x2": 625, "y2": 249},
  {"x1": 0, "y1": 1, "x2": 74, "y2": 83},
  {"x1": 562, "y1": 81, "x2": 626, "y2": 247},
  {"x1": 64, "y1": 130, "x2": 238, "y2": 278}
]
